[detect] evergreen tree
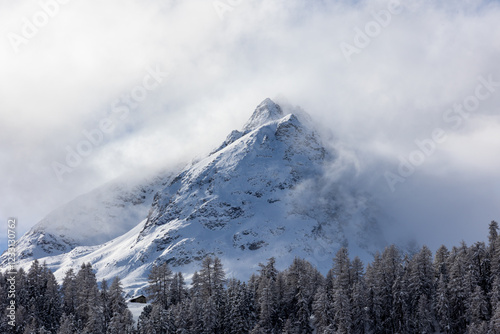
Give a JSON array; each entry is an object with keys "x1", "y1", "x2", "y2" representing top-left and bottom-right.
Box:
[
  {"x1": 189, "y1": 271, "x2": 205, "y2": 333},
  {"x1": 365, "y1": 245, "x2": 402, "y2": 333},
  {"x1": 435, "y1": 273, "x2": 452, "y2": 333},
  {"x1": 350, "y1": 256, "x2": 364, "y2": 285},
  {"x1": 252, "y1": 258, "x2": 280, "y2": 333},
  {"x1": 489, "y1": 221, "x2": 499, "y2": 253},
  {"x1": 279, "y1": 258, "x2": 320, "y2": 334},
  {"x1": 469, "y1": 285, "x2": 490, "y2": 327},
  {"x1": 137, "y1": 304, "x2": 153, "y2": 334},
  {"x1": 0, "y1": 271, "x2": 9, "y2": 334},
  {"x1": 406, "y1": 246, "x2": 435, "y2": 332},
  {"x1": 14, "y1": 267, "x2": 29, "y2": 334},
  {"x1": 198, "y1": 256, "x2": 226, "y2": 333},
  {"x1": 434, "y1": 245, "x2": 450, "y2": 279},
  {"x1": 392, "y1": 262, "x2": 409, "y2": 334},
  {"x1": 61, "y1": 268, "x2": 77, "y2": 317},
  {"x1": 100, "y1": 279, "x2": 112, "y2": 332},
  {"x1": 468, "y1": 242, "x2": 490, "y2": 294},
  {"x1": 169, "y1": 272, "x2": 188, "y2": 306},
  {"x1": 26, "y1": 259, "x2": 44, "y2": 329},
  {"x1": 147, "y1": 261, "x2": 174, "y2": 309},
  {"x1": 331, "y1": 248, "x2": 352, "y2": 334},
  {"x1": 351, "y1": 281, "x2": 368, "y2": 334},
  {"x1": 416, "y1": 294, "x2": 433, "y2": 334},
  {"x1": 467, "y1": 321, "x2": 489, "y2": 334},
  {"x1": 448, "y1": 243, "x2": 470, "y2": 332},
  {"x1": 75, "y1": 263, "x2": 101, "y2": 332},
  {"x1": 106, "y1": 277, "x2": 134, "y2": 334},
  {"x1": 312, "y1": 284, "x2": 334, "y2": 334},
  {"x1": 172, "y1": 299, "x2": 191, "y2": 334},
  {"x1": 40, "y1": 266, "x2": 62, "y2": 332},
  {"x1": 225, "y1": 279, "x2": 252, "y2": 334},
  {"x1": 489, "y1": 304, "x2": 500, "y2": 334},
  {"x1": 23, "y1": 260, "x2": 62, "y2": 332},
  {"x1": 490, "y1": 277, "x2": 500, "y2": 317},
  {"x1": 57, "y1": 313, "x2": 77, "y2": 334}
]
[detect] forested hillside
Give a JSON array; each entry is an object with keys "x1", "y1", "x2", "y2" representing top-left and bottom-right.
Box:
[{"x1": 2, "y1": 221, "x2": 500, "y2": 334}]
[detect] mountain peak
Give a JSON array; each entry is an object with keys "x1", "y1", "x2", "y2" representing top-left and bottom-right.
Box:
[{"x1": 242, "y1": 98, "x2": 283, "y2": 132}]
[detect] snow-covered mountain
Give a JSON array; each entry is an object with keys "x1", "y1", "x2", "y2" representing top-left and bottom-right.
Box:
[
  {"x1": 1, "y1": 98, "x2": 386, "y2": 295},
  {"x1": 11, "y1": 171, "x2": 174, "y2": 260}
]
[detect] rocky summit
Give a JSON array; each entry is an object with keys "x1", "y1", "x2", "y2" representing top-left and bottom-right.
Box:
[{"x1": 1, "y1": 99, "x2": 386, "y2": 295}]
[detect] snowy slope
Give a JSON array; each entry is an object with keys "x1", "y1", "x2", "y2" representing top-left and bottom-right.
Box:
[
  {"x1": 0, "y1": 171, "x2": 174, "y2": 263},
  {"x1": 2, "y1": 99, "x2": 386, "y2": 296}
]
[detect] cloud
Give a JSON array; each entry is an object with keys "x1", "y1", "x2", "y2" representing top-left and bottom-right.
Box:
[{"x1": 1, "y1": 0, "x2": 499, "y2": 252}]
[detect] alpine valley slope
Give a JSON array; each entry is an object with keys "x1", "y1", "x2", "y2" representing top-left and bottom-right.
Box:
[{"x1": 2, "y1": 98, "x2": 386, "y2": 295}]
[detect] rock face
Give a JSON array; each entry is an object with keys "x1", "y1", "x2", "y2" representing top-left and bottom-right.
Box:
[{"x1": 1, "y1": 98, "x2": 386, "y2": 295}]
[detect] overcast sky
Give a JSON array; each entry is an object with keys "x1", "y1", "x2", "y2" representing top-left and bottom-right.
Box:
[{"x1": 1, "y1": 0, "x2": 499, "y2": 253}]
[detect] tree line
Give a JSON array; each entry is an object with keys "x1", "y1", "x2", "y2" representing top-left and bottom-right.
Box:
[
  {"x1": 0, "y1": 260, "x2": 133, "y2": 334},
  {"x1": 2, "y1": 220, "x2": 500, "y2": 333}
]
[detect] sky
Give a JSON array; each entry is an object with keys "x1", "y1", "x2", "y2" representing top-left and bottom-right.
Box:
[{"x1": 1, "y1": 0, "x2": 499, "y2": 254}]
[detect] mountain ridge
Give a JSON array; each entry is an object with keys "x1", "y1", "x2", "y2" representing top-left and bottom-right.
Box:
[{"x1": 1, "y1": 98, "x2": 386, "y2": 295}]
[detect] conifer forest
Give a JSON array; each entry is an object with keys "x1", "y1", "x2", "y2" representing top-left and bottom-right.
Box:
[{"x1": 2, "y1": 221, "x2": 500, "y2": 334}]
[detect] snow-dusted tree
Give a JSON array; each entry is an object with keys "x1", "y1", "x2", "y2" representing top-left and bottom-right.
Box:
[
  {"x1": 434, "y1": 245, "x2": 450, "y2": 279},
  {"x1": 40, "y1": 265, "x2": 62, "y2": 332},
  {"x1": 198, "y1": 256, "x2": 226, "y2": 333},
  {"x1": 106, "y1": 277, "x2": 134, "y2": 334},
  {"x1": 23, "y1": 260, "x2": 62, "y2": 332},
  {"x1": 99, "y1": 279, "x2": 112, "y2": 332},
  {"x1": 189, "y1": 293, "x2": 204, "y2": 333},
  {"x1": 331, "y1": 248, "x2": 352, "y2": 334},
  {"x1": 312, "y1": 283, "x2": 334, "y2": 334},
  {"x1": 189, "y1": 271, "x2": 205, "y2": 333},
  {"x1": 489, "y1": 304, "x2": 500, "y2": 334},
  {"x1": 351, "y1": 280, "x2": 368, "y2": 334},
  {"x1": 415, "y1": 294, "x2": 433, "y2": 334},
  {"x1": 146, "y1": 261, "x2": 173, "y2": 309},
  {"x1": 75, "y1": 263, "x2": 102, "y2": 332},
  {"x1": 491, "y1": 224, "x2": 500, "y2": 282},
  {"x1": 169, "y1": 272, "x2": 188, "y2": 306},
  {"x1": 26, "y1": 259, "x2": 44, "y2": 328},
  {"x1": 435, "y1": 273, "x2": 452, "y2": 333},
  {"x1": 172, "y1": 299, "x2": 190, "y2": 333},
  {"x1": 405, "y1": 246, "x2": 435, "y2": 332},
  {"x1": 468, "y1": 242, "x2": 490, "y2": 294},
  {"x1": 0, "y1": 272, "x2": 9, "y2": 334},
  {"x1": 225, "y1": 279, "x2": 252, "y2": 334},
  {"x1": 489, "y1": 221, "x2": 499, "y2": 255},
  {"x1": 392, "y1": 258, "x2": 410, "y2": 334},
  {"x1": 12, "y1": 268, "x2": 29, "y2": 334},
  {"x1": 137, "y1": 304, "x2": 153, "y2": 334},
  {"x1": 251, "y1": 258, "x2": 280, "y2": 334},
  {"x1": 57, "y1": 313, "x2": 77, "y2": 334},
  {"x1": 23, "y1": 318, "x2": 37, "y2": 334},
  {"x1": 202, "y1": 295, "x2": 219, "y2": 334},
  {"x1": 61, "y1": 268, "x2": 77, "y2": 317},
  {"x1": 149, "y1": 303, "x2": 169, "y2": 334},
  {"x1": 252, "y1": 280, "x2": 279, "y2": 333},
  {"x1": 280, "y1": 258, "x2": 320, "y2": 334},
  {"x1": 83, "y1": 304, "x2": 105, "y2": 334},
  {"x1": 467, "y1": 321, "x2": 489, "y2": 334},
  {"x1": 468, "y1": 285, "x2": 490, "y2": 328},
  {"x1": 365, "y1": 245, "x2": 402, "y2": 333},
  {"x1": 350, "y1": 256, "x2": 364, "y2": 284},
  {"x1": 448, "y1": 244, "x2": 470, "y2": 332},
  {"x1": 199, "y1": 257, "x2": 226, "y2": 299},
  {"x1": 490, "y1": 277, "x2": 500, "y2": 317}
]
